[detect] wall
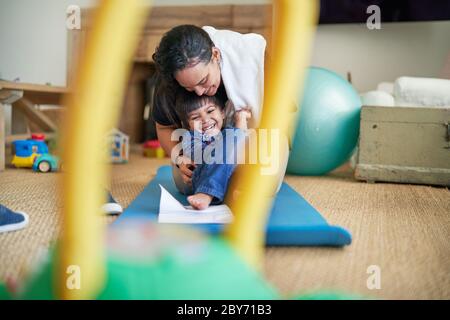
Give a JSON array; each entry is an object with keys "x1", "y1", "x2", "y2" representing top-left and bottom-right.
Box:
[
  {"x1": 1, "y1": 0, "x2": 69, "y2": 85},
  {"x1": 0, "y1": 0, "x2": 269, "y2": 86},
  {"x1": 312, "y1": 21, "x2": 450, "y2": 92}
]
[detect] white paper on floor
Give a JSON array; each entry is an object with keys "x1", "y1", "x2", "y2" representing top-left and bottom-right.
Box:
[{"x1": 157, "y1": 185, "x2": 233, "y2": 224}]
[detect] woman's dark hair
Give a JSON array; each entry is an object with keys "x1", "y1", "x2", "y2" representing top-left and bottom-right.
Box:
[
  {"x1": 152, "y1": 25, "x2": 215, "y2": 83},
  {"x1": 175, "y1": 90, "x2": 225, "y2": 129},
  {"x1": 151, "y1": 25, "x2": 216, "y2": 128}
]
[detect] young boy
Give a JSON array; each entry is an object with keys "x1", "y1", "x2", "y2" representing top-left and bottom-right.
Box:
[{"x1": 175, "y1": 90, "x2": 250, "y2": 210}]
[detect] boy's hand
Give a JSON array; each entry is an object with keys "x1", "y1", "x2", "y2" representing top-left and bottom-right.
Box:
[{"x1": 235, "y1": 108, "x2": 252, "y2": 129}]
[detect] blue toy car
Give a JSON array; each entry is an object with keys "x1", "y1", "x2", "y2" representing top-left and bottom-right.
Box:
[
  {"x1": 32, "y1": 153, "x2": 60, "y2": 173},
  {"x1": 12, "y1": 139, "x2": 60, "y2": 173}
]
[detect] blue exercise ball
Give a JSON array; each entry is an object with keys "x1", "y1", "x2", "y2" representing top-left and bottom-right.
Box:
[{"x1": 287, "y1": 67, "x2": 361, "y2": 175}]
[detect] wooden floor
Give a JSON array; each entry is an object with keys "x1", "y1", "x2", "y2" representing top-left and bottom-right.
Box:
[{"x1": 0, "y1": 153, "x2": 449, "y2": 299}]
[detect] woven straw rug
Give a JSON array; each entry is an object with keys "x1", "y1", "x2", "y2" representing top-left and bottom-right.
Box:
[{"x1": 0, "y1": 153, "x2": 449, "y2": 299}]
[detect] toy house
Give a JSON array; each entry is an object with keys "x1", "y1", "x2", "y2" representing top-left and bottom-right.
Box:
[{"x1": 108, "y1": 128, "x2": 129, "y2": 164}]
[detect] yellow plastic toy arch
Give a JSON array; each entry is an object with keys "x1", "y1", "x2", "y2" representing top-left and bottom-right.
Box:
[{"x1": 58, "y1": 0, "x2": 317, "y2": 300}]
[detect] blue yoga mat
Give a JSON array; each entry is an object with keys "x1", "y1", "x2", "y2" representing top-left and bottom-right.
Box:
[{"x1": 114, "y1": 166, "x2": 351, "y2": 246}]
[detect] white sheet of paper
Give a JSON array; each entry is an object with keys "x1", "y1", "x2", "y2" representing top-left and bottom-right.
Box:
[{"x1": 158, "y1": 185, "x2": 233, "y2": 224}]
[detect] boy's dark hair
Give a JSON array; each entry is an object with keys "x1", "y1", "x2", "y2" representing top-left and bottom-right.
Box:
[
  {"x1": 153, "y1": 25, "x2": 215, "y2": 83},
  {"x1": 175, "y1": 90, "x2": 226, "y2": 129}
]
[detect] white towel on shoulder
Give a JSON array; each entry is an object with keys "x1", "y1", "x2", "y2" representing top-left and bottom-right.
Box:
[{"x1": 203, "y1": 26, "x2": 266, "y2": 128}]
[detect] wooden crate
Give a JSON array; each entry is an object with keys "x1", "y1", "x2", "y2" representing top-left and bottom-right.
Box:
[{"x1": 355, "y1": 105, "x2": 450, "y2": 186}]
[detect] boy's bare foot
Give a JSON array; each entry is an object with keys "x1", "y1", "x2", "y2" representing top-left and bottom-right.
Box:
[{"x1": 188, "y1": 193, "x2": 214, "y2": 210}]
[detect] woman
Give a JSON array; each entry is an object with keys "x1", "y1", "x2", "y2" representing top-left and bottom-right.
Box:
[{"x1": 152, "y1": 24, "x2": 286, "y2": 194}]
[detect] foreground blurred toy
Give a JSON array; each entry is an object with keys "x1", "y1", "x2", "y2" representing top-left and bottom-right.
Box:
[{"x1": 11, "y1": 134, "x2": 60, "y2": 173}]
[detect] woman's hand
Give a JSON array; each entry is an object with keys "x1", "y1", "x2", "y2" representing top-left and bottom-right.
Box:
[
  {"x1": 176, "y1": 155, "x2": 196, "y2": 185},
  {"x1": 234, "y1": 107, "x2": 252, "y2": 129}
]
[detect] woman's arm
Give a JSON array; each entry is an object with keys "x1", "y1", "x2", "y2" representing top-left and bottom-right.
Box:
[
  {"x1": 156, "y1": 122, "x2": 195, "y2": 184},
  {"x1": 155, "y1": 122, "x2": 178, "y2": 156},
  {"x1": 234, "y1": 108, "x2": 252, "y2": 130}
]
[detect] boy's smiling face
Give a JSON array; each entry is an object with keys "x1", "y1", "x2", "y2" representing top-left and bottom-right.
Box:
[{"x1": 187, "y1": 102, "x2": 224, "y2": 136}]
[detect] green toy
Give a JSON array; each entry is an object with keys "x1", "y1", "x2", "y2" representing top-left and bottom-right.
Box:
[
  {"x1": 4, "y1": 219, "x2": 363, "y2": 300},
  {"x1": 16, "y1": 221, "x2": 276, "y2": 300}
]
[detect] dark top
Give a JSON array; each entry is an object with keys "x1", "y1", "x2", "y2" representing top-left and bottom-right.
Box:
[{"x1": 152, "y1": 78, "x2": 228, "y2": 127}]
